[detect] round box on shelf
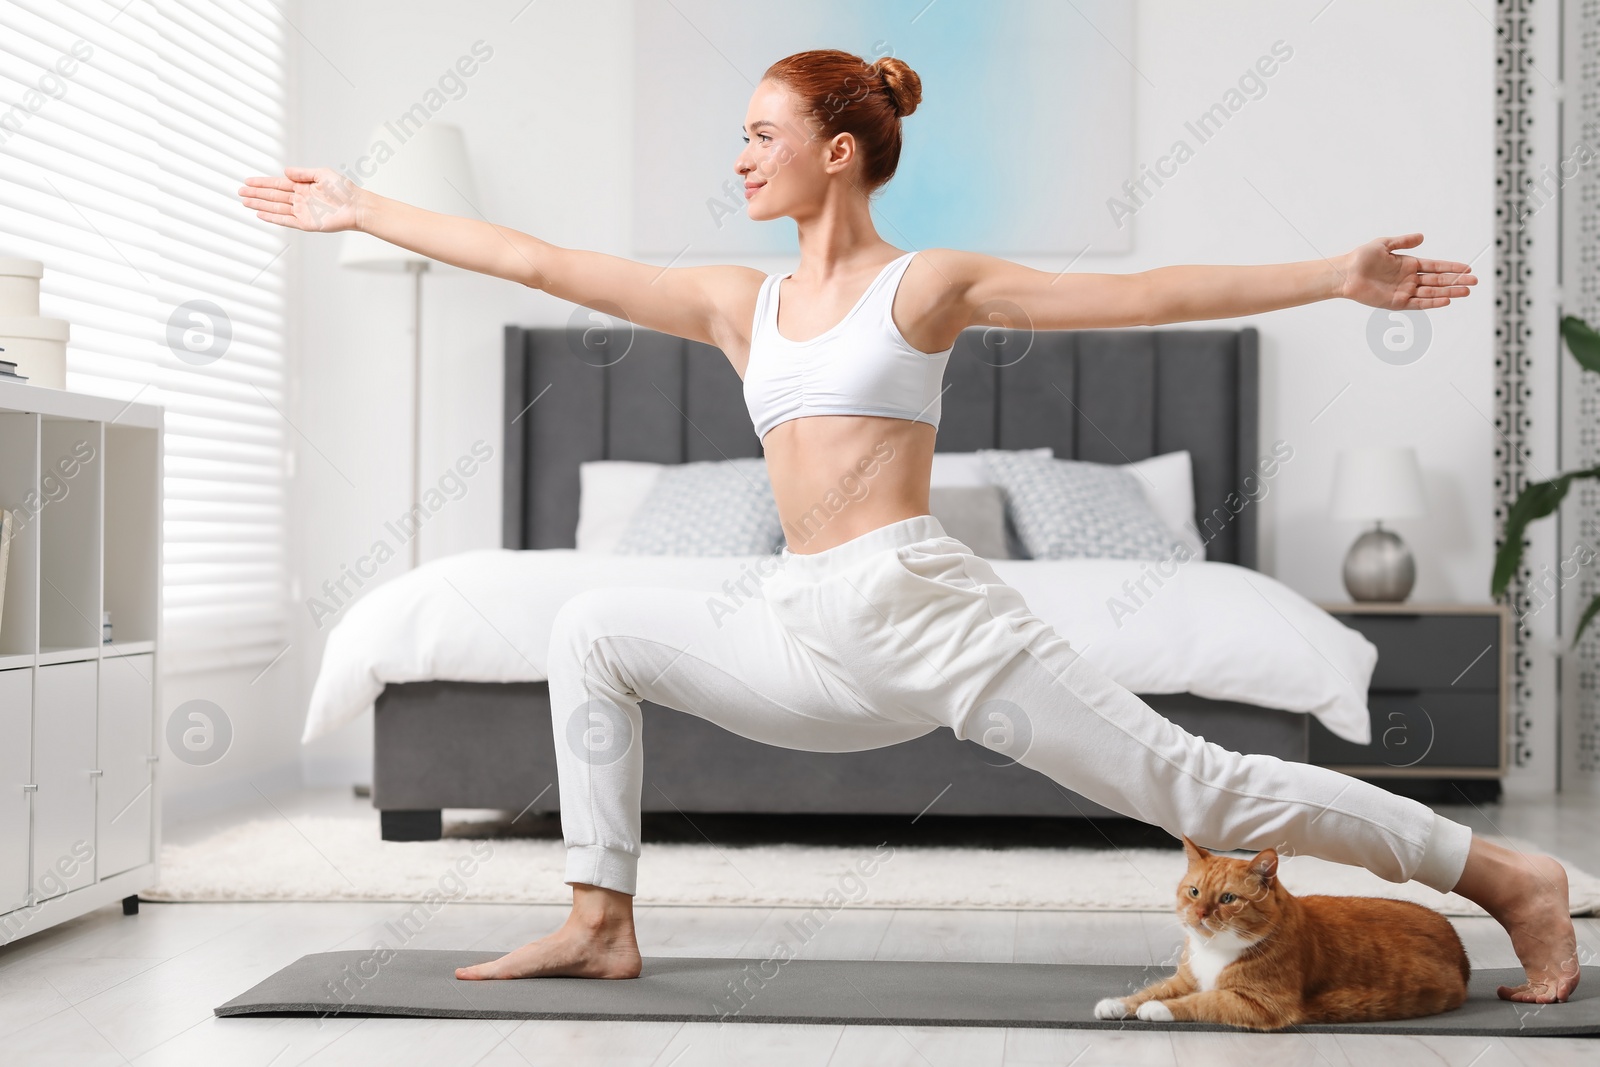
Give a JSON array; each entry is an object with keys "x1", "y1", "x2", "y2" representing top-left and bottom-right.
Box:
[
  {"x1": 0, "y1": 316, "x2": 70, "y2": 389},
  {"x1": 0, "y1": 257, "x2": 43, "y2": 318}
]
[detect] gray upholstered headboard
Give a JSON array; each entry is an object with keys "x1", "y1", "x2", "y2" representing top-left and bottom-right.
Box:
[{"x1": 503, "y1": 325, "x2": 1260, "y2": 567}]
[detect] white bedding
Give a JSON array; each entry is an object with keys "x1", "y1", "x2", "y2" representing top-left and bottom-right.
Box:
[{"x1": 303, "y1": 550, "x2": 1377, "y2": 745}]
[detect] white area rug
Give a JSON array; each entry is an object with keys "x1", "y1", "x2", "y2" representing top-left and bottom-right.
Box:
[{"x1": 144, "y1": 814, "x2": 1600, "y2": 917}]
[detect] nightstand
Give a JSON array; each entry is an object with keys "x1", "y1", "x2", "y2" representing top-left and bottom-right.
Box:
[{"x1": 1310, "y1": 602, "x2": 1509, "y2": 779}]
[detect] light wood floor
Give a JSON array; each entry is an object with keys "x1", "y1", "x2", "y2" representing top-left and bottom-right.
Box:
[{"x1": 0, "y1": 788, "x2": 1595, "y2": 1066}]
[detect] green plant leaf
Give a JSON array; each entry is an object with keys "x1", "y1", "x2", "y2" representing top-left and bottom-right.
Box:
[
  {"x1": 1493, "y1": 480, "x2": 1570, "y2": 596},
  {"x1": 1491, "y1": 466, "x2": 1600, "y2": 596},
  {"x1": 1562, "y1": 315, "x2": 1600, "y2": 377},
  {"x1": 1491, "y1": 316, "x2": 1600, "y2": 606},
  {"x1": 1575, "y1": 594, "x2": 1600, "y2": 648}
]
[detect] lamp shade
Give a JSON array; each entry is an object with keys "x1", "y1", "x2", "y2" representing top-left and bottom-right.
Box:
[
  {"x1": 1330, "y1": 445, "x2": 1426, "y2": 522},
  {"x1": 339, "y1": 122, "x2": 477, "y2": 270}
]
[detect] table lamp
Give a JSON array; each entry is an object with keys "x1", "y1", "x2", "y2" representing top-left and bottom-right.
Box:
[
  {"x1": 339, "y1": 122, "x2": 477, "y2": 568},
  {"x1": 1330, "y1": 445, "x2": 1426, "y2": 602}
]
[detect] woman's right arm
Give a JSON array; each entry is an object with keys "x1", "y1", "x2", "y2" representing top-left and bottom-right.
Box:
[{"x1": 239, "y1": 166, "x2": 758, "y2": 352}]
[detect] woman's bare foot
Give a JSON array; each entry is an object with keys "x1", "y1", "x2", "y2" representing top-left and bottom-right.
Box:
[
  {"x1": 456, "y1": 883, "x2": 642, "y2": 980},
  {"x1": 1450, "y1": 836, "x2": 1580, "y2": 1003}
]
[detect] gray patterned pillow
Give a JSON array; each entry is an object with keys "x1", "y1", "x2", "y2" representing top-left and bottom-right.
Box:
[
  {"x1": 612, "y1": 458, "x2": 783, "y2": 555},
  {"x1": 976, "y1": 450, "x2": 1188, "y2": 561}
]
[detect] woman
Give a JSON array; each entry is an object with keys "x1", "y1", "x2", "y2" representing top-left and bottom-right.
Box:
[{"x1": 241, "y1": 49, "x2": 1576, "y2": 1003}]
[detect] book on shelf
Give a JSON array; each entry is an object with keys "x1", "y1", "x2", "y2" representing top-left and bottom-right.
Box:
[{"x1": 0, "y1": 350, "x2": 26, "y2": 382}]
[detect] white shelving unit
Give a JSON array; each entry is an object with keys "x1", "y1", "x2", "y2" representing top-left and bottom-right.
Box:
[{"x1": 0, "y1": 379, "x2": 161, "y2": 943}]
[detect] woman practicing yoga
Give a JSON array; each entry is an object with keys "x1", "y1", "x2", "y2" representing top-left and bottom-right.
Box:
[{"x1": 241, "y1": 49, "x2": 1577, "y2": 1003}]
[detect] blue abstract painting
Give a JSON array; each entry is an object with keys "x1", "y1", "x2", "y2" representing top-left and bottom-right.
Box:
[{"x1": 632, "y1": 0, "x2": 1134, "y2": 260}]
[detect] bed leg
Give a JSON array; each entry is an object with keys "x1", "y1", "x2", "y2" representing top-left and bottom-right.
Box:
[{"x1": 381, "y1": 809, "x2": 442, "y2": 841}]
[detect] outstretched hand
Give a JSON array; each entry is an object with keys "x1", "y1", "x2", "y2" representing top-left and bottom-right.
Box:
[
  {"x1": 1340, "y1": 233, "x2": 1477, "y2": 310},
  {"x1": 237, "y1": 166, "x2": 362, "y2": 233}
]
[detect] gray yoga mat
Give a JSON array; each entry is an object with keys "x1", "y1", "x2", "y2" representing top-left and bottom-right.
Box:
[{"x1": 215, "y1": 951, "x2": 1600, "y2": 1036}]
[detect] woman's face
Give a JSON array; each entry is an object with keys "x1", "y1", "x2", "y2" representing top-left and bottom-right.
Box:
[{"x1": 737, "y1": 80, "x2": 845, "y2": 221}]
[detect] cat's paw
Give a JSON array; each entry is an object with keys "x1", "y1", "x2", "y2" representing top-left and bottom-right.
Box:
[
  {"x1": 1136, "y1": 1000, "x2": 1175, "y2": 1022},
  {"x1": 1093, "y1": 997, "x2": 1130, "y2": 1020}
]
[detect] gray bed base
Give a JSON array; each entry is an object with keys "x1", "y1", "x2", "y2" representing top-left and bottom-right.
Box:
[{"x1": 372, "y1": 324, "x2": 1300, "y2": 841}]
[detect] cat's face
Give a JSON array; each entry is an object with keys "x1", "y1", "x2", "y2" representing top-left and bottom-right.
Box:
[{"x1": 1177, "y1": 836, "x2": 1281, "y2": 940}]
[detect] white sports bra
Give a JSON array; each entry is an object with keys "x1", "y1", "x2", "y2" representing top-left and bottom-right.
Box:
[{"x1": 743, "y1": 251, "x2": 953, "y2": 441}]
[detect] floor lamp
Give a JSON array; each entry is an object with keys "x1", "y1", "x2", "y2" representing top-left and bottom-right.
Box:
[{"x1": 338, "y1": 122, "x2": 477, "y2": 568}]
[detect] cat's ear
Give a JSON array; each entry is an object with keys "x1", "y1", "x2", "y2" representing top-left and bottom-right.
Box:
[
  {"x1": 1181, "y1": 835, "x2": 1210, "y2": 863},
  {"x1": 1249, "y1": 849, "x2": 1279, "y2": 883}
]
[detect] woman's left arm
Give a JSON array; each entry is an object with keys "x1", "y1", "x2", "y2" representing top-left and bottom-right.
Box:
[{"x1": 944, "y1": 233, "x2": 1477, "y2": 331}]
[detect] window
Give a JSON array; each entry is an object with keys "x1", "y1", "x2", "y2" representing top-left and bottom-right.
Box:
[{"x1": 0, "y1": 0, "x2": 289, "y2": 673}]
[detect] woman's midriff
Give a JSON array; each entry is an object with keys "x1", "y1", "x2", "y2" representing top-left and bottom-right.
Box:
[{"x1": 760, "y1": 414, "x2": 937, "y2": 554}]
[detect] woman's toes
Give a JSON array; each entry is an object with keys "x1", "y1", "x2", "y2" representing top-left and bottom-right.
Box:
[
  {"x1": 456, "y1": 956, "x2": 512, "y2": 981},
  {"x1": 454, "y1": 942, "x2": 554, "y2": 980},
  {"x1": 1496, "y1": 972, "x2": 1577, "y2": 1004}
]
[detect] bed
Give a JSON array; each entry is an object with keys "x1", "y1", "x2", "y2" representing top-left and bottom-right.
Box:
[{"x1": 306, "y1": 324, "x2": 1380, "y2": 841}]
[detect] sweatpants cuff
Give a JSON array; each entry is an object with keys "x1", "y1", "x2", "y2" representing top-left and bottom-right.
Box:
[
  {"x1": 1413, "y1": 811, "x2": 1474, "y2": 893},
  {"x1": 565, "y1": 844, "x2": 638, "y2": 896}
]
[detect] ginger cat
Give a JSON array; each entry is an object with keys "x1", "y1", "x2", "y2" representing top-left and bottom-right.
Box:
[{"x1": 1094, "y1": 836, "x2": 1470, "y2": 1030}]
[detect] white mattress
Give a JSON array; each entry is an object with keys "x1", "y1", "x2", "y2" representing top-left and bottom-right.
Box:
[{"x1": 302, "y1": 550, "x2": 1377, "y2": 745}]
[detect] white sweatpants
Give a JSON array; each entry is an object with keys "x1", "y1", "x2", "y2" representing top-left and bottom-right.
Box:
[{"x1": 547, "y1": 514, "x2": 1473, "y2": 897}]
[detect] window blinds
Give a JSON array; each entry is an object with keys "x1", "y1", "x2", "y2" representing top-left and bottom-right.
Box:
[{"x1": 0, "y1": 0, "x2": 289, "y2": 674}]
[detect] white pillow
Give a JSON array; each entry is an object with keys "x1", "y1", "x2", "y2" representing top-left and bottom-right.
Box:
[
  {"x1": 1124, "y1": 450, "x2": 1205, "y2": 560},
  {"x1": 930, "y1": 448, "x2": 1052, "y2": 487},
  {"x1": 576, "y1": 449, "x2": 1203, "y2": 558},
  {"x1": 612, "y1": 458, "x2": 783, "y2": 556},
  {"x1": 977, "y1": 451, "x2": 1190, "y2": 562},
  {"x1": 931, "y1": 448, "x2": 1202, "y2": 560},
  {"x1": 575, "y1": 460, "x2": 664, "y2": 552},
  {"x1": 579, "y1": 451, "x2": 1052, "y2": 551}
]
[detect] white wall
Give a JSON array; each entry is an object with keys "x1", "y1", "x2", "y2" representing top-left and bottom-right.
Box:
[
  {"x1": 159, "y1": 668, "x2": 302, "y2": 819},
  {"x1": 286, "y1": 1, "x2": 1497, "y2": 784}
]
